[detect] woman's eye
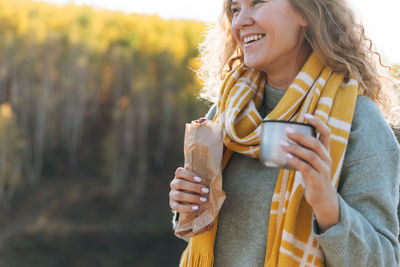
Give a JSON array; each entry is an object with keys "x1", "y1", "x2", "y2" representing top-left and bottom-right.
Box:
[
  {"x1": 231, "y1": 0, "x2": 265, "y2": 14},
  {"x1": 252, "y1": 0, "x2": 265, "y2": 5},
  {"x1": 231, "y1": 7, "x2": 240, "y2": 14}
]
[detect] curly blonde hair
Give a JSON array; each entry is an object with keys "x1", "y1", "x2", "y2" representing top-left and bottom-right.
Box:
[{"x1": 197, "y1": 0, "x2": 399, "y2": 125}]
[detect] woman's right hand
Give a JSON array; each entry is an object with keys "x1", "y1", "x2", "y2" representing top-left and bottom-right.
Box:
[{"x1": 169, "y1": 167, "x2": 210, "y2": 213}]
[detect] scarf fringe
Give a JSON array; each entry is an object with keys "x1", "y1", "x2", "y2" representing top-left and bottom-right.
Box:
[{"x1": 180, "y1": 251, "x2": 213, "y2": 267}]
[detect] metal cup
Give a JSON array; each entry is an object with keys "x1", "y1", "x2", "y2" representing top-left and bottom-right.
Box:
[{"x1": 259, "y1": 120, "x2": 316, "y2": 170}]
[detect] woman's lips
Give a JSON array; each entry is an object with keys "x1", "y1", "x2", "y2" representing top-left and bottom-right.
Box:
[{"x1": 243, "y1": 35, "x2": 266, "y2": 48}]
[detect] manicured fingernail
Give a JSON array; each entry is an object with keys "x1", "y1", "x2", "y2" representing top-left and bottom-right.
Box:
[
  {"x1": 286, "y1": 127, "x2": 295, "y2": 134},
  {"x1": 280, "y1": 140, "x2": 290, "y2": 147},
  {"x1": 194, "y1": 176, "x2": 201, "y2": 183},
  {"x1": 200, "y1": 197, "x2": 207, "y2": 202},
  {"x1": 286, "y1": 153, "x2": 294, "y2": 160},
  {"x1": 305, "y1": 114, "x2": 314, "y2": 120},
  {"x1": 202, "y1": 187, "x2": 209, "y2": 194},
  {"x1": 192, "y1": 205, "x2": 199, "y2": 211}
]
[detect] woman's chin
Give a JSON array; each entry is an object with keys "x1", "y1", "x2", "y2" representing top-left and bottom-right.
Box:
[
  {"x1": 244, "y1": 61, "x2": 264, "y2": 71},
  {"x1": 243, "y1": 56, "x2": 268, "y2": 71}
]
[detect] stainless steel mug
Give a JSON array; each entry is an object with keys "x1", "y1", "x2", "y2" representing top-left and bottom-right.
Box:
[{"x1": 259, "y1": 120, "x2": 316, "y2": 170}]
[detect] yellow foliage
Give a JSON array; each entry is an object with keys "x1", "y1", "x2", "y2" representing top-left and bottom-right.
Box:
[
  {"x1": 0, "y1": 0, "x2": 206, "y2": 62},
  {"x1": 0, "y1": 103, "x2": 13, "y2": 121}
]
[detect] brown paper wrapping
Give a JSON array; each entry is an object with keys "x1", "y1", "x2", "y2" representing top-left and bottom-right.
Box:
[{"x1": 174, "y1": 119, "x2": 226, "y2": 239}]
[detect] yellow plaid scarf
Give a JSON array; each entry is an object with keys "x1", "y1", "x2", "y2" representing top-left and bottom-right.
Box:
[{"x1": 179, "y1": 52, "x2": 361, "y2": 267}]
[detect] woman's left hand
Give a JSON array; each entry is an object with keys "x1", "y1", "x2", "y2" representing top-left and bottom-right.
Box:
[{"x1": 280, "y1": 113, "x2": 339, "y2": 232}]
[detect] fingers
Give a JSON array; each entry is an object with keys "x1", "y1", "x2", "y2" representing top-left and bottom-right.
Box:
[
  {"x1": 285, "y1": 153, "x2": 320, "y2": 181},
  {"x1": 169, "y1": 167, "x2": 210, "y2": 213},
  {"x1": 175, "y1": 167, "x2": 203, "y2": 184},
  {"x1": 305, "y1": 114, "x2": 331, "y2": 150},
  {"x1": 170, "y1": 190, "x2": 207, "y2": 205},
  {"x1": 170, "y1": 200, "x2": 200, "y2": 213},
  {"x1": 284, "y1": 127, "x2": 331, "y2": 164},
  {"x1": 281, "y1": 139, "x2": 330, "y2": 174},
  {"x1": 170, "y1": 178, "x2": 209, "y2": 195},
  {"x1": 282, "y1": 115, "x2": 332, "y2": 176}
]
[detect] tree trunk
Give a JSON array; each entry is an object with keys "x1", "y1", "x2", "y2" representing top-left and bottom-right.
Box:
[
  {"x1": 132, "y1": 91, "x2": 149, "y2": 204},
  {"x1": 154, "y1": 87, "x2": 173, "y2": 170}
]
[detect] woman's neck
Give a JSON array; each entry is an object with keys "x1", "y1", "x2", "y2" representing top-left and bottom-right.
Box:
[{"x1": 265, "y1": 43, "x2": 312, "y2": 90}]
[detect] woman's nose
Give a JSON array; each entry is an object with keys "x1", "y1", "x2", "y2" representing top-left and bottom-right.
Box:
[{"x1": 233, "y1": 9, "x2": 254, "y2": 28}]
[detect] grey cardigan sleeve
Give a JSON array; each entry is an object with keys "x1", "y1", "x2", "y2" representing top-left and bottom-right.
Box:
[{"x1": 312, "y1": 96, "x2": 400, "y2": 267}]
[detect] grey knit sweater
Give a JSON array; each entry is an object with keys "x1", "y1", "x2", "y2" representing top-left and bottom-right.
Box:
[{"x1": 175, "y1": 84, "x2": 400, "y2": 267}]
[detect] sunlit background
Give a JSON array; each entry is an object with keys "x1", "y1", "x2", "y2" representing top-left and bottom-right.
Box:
[
  {"x1": 38, "y1": 0, "x2": 400, "y2": 64},
  {"x1": 0, "y1": 0, "x2": 398, "y2": 266}
]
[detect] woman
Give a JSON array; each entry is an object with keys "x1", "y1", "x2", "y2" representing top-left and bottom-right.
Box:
[{"x1": 169, "y1": 0, "x2": 400, "y2": 266}]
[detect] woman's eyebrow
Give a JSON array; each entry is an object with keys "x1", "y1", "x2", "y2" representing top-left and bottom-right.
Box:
[{"x1": 231, "y1": 1, "x2": 239, "y2": 7}]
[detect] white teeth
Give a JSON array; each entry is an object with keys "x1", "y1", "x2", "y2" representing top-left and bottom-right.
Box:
[{"x1": 243, "y1": 34, "x2": 265, "y2": 44}]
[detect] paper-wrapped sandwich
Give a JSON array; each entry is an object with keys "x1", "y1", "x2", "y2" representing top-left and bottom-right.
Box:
[{"x1": 174, "y1": 119, "x2": 226, "y2": 239}]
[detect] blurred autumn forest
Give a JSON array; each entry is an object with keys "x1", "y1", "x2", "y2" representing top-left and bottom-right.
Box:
[
  {"x1": 0, "y1": 0, "x2": 398, "y2": 266},
  {"x1": 0, "y1": 0, "x2": 210, "y2": 266}
]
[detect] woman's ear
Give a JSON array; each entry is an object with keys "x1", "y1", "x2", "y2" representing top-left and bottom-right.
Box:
[{"x1": 299, "y1": 15, "x2": 308, "y2": 27}]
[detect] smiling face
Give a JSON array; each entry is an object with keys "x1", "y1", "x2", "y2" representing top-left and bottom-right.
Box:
[{"x1": 230, "y1": 0, "x2": 308, "y2": 74}]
